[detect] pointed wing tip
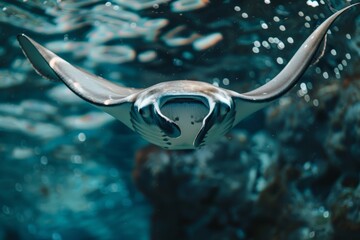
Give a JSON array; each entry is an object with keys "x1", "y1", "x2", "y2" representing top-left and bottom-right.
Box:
[
  {"x1": 17, "y1": 34, "x2": 61, "y2": 81},
  {"x1": 17, "y1": 34, "x2": 33, "y2": 49}
]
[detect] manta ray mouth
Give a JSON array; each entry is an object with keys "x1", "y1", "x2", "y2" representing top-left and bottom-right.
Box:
[
  {"x1": 159, "y1": 96, "x2": 209, "y2": 123},
  {"x1": 158, "y1": 96, "x2": 209, "y2": 144}
]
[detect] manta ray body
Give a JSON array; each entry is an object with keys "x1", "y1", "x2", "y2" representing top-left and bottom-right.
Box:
[{"x1": 18, "y1": 3, "x2": 359, "y2": 149}]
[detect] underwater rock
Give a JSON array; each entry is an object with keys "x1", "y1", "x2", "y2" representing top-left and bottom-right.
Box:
[
  {"x1": 327, "y1": 174, "x2": 360, "y2": 239},
  {"x1": 325, "y1": 78, "x2": 360, "y2": 168},
  {"x1": 134, "y1": 131, "x2": 281, "y2": 239}
]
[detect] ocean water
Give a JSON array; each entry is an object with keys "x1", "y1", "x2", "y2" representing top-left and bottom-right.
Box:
[{"x1": 0, "y1": 0, "x2": 360, "y2": 239}]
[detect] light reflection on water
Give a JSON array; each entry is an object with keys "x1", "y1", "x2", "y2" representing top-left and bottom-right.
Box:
[{"x1": 0, "y1": 0, "x2": 359, "y2": 239}]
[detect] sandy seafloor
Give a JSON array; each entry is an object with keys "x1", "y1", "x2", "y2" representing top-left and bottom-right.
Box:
[{"x1": 0, "y1": 0, "x2": 360, "y2": 239}]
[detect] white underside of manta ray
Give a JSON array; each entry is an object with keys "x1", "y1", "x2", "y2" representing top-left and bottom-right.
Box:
[{"x1": 18, "y1": 3, "x2": 359, "y2": 150}]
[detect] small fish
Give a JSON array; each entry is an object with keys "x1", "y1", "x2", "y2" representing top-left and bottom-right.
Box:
[{"x1": 18, "y1": 3, "x2": 359, "y2": 150}]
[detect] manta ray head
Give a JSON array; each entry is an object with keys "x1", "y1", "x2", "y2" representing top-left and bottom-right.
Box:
[{"x1": 130, "y1": 82, "x2": 235, "y2": 149}]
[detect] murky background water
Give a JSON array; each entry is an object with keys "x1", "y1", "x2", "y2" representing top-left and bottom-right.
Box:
[{"x1": 0, "y1": 0, "x2": 360, "y2": 239}]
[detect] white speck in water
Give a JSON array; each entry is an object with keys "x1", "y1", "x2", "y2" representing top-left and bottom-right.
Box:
[
  {"x1": 261, "y1": 22, "x2": 268, "y2": 29},
  {"x1": 279, "y1": 25, "x2": 286, "y2": 31},
  {"x1": 330, "y1": 49, "x2": 337, "y2": 56},
  {"x1": 262, "y1": 41, "x2": 270, "y2": 49},
  {"x1": 304, "y1": 22, "x2": 311, "y2": 28},
  {"x1": 234, "y1": 6, "x2": 241, "y2": 11},
  {"x1": 278, "y1": 42, "x2": 285, "y2": 50},
  {"x1": 305, "y1": 16, "x2": 311, "y2": 21},
  {"x1": 78, "y1": 132, "x2": 86, "y2": 142},
  {"x1": 313, "y1": 99, "x2": 319, "y2": 107},
  {"x1": 323, "y1": 211, "x2": 330, "y2": 218},
  {"x1": 338, "y1": 64, "x2": 343, "y2": 71},
  {"x1": 242, "y1": 12, "x2": 248, "y2": 18},
  {"x1": 222, "y1": 78, "x2": 230, "y2": 85},
  {"x1": 264, "y1": 0, "x2": 271, "y2": 4},
  {"x1": 254, "y1": 40, "x2": 261, "y2": 47},
  {"x1": 298, "y1": 11, "x2": 304, "y2": 17},
  {"x1": 153, "y1": 4, "x2": 159, "y2": 9},
  {"x1": 41, "y1": 156, "x2": 48, "y2": 165},
  {"x1": 306, "y1": 0, "x2": 319, "y2": 7},
  {"x1": 276, "y1": 57, "x2": 284, "y2": 65},
  {"x1": 315, "y1": 67, "x2": 321, "y2": 74},
  {"x1": 304, "y1": 95, "x2": 310, "y2": 102},
  {"x1": 300, "y1": 82, "x2": 307, "y2": 91},
  {"x1": 345, "y1": 53, "x2": 351, "y2": 60},
  {"x1": 346, "y1": 33, "x2": 352, "y2": 40},
  {"x1": 342, "y1": 59, "x2": 347, "y2": 66},
  {"x1": 252, "y1": 47, "x2": 260, "y2": 53},
  {"x1": 322, "y1": 72, "x2": 329, "y2": 79},
  {"x1": 273, "y1": 16, "x2": 280, "y2": 22},
  {"x1": 105, "y1": 2, "x2": 111, "y2": 7},
  {"x1": 287, "y1": 37, "x2": 294, "y2": 44},
  {"x1": 212, "y1": 78, "x2": 220, "y2": 87}
]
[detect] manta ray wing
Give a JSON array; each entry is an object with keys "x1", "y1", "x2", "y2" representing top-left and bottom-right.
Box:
[
  {"x1": 18, "y1": 34, "x2": 142, "y2": 129},
  {"x1": 229, "y1": 3, "x2": 359, "y2": 126}
]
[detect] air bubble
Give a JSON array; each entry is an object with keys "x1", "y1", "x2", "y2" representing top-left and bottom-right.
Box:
[
  {"x1": 322, "y1": 72, "x2": 329, "y2": 79},
  {"x1": 287, "y1": 37, "x2": 294, "y2": 44},
  {"x1": 262, "y1": 41, "x2": 270, "y2": 49},
  {"x1": 234, "y1": 6, "x2": 241, "y2": 11},
  {"x1": 254, "y1": 41, "x2": 261, "y2": 47},
  {"x1": 313, "y1": 99, "x2": 319, "y2": 107},
  {"x1": 78, "y1": 132, "x2": 86, "y2": 142},
  {"x1": 278, "y1": 42, "x2": 285, "y2": 50}
]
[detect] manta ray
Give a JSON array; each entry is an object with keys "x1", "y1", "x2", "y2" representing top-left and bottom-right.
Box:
[{"x1": 18, "y1": 3, "x2": 359, "y2": 150}]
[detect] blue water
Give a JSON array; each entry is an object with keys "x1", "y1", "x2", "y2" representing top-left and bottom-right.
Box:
[{"x1": 0, "y1": 1, "x2": 360, "y2": 239}]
